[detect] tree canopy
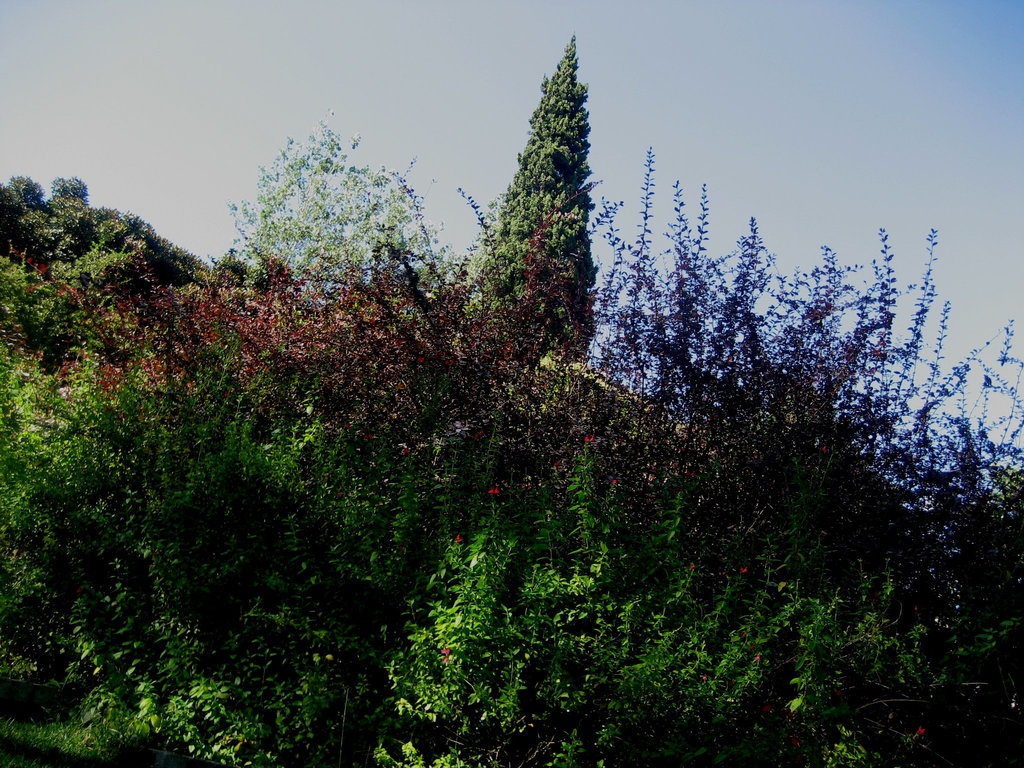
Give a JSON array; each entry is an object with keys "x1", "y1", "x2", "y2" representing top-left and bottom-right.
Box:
[
  {"x1": 484, "y1": 37, "x2": 596, "y2": 349},
  {"x1": 229, "y1": 121, "x2": 449, "y2": 283}
]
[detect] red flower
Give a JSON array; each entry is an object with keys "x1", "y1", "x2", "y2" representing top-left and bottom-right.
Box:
[
  {"x1": 754, "y1": 654, "x2": 761, "y2": 661},
  {"x1": 440, "y1": 648, "x2": 451, "y2": 663},
  {"x1": 584, "y1": 435, "x2": 595, "y2": 443},
  {"x1": 762, "y1": 704, "x2": 772, "y2": 712},
  {"x1": 488, "y1": 487, "x2": 500, "y2": 495},
  {"x1": 739, "y1": 567, "x2": 748, "y2": 573},
  {"x1": 917, "y1": 726, "x2": 925, "y2": 736},
  {"x1": 455, "y1": 535, "x2": 463, "y2": 543}
]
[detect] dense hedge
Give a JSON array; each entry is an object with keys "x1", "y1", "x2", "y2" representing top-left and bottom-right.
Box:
[{"x1": 1, "y1": 166, "x2": 1022, "y2": 766}]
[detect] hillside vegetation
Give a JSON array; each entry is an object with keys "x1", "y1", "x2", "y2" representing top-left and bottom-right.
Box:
[{"x1": 1, "y1": 43, "x2": 1022, "y2": 768}]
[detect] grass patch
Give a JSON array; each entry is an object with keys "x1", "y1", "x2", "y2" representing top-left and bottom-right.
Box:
[{"x1": 0, "y1": 718, "x2": 125, "y2": 768}]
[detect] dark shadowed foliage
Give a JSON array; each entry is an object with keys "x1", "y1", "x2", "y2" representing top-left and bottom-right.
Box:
[{"x1": 1, "y1": 153, "x2": 1022, "y2": 766}]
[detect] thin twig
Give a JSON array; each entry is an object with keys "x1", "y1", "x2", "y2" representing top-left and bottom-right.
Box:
[{"x1": 338, "y1": 686, "x2": 349, "y2": 768}]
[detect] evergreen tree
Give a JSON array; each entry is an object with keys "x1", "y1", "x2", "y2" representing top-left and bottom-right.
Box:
[{"x1": 486, "y1": 36, "x2": 595, "y2": 348}]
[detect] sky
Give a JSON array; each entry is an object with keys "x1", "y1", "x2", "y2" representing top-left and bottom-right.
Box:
[{"x1": 2, "y1": 0, "x2": 1022, "y2": 366}]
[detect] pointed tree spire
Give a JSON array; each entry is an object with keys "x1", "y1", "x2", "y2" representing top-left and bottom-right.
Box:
[{"x1": 486, "y1": 36, "x2": 595, "y2": 349}]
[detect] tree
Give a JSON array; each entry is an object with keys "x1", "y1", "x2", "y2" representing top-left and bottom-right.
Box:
[
  {"x1": 7, "y1": 177, "x2": 46, "y2": 210},
  {"x1": 484, "y1": 36, "x2": 595, "y2": 348},
  {"x1": 230, "y1": 121, "x2": 449, "y2": 283},
  {"x1": 50, "y1": 177, "x2": 89, "y2": 204}
]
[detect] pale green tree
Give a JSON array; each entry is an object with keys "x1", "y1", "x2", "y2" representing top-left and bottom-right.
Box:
[{"x1": 230, "y1": 121, "x2": 449, "y2": 281}]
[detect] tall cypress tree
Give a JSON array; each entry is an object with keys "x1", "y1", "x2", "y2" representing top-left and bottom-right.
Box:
[{"x1": 486, "y1": 36, "x2": 595, "y2": 348}]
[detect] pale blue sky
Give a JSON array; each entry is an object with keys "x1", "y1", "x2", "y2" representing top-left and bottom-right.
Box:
[{"x1": 2, "y1": 0, "x2": 1022, "y2": 363}]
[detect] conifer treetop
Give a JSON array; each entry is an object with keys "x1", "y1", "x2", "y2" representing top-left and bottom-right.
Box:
[{"x1": 486, "y1": 36, "x2": 595, "y2": 348}]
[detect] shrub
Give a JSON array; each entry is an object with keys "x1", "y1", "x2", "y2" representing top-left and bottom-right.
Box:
[{"x1": 1, "y1": 154, "x2": 1022, "y2": 766}]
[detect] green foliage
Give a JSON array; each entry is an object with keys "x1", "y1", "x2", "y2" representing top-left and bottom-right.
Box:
[
  {"x1": 230, "y1": 121, "x2": 450, "y2": 283},
  {"x1": 380, "y1": 452, "x2": 950, "y2": 767},
  {"x1": 7, "y1": 177, "x2": 46, "y2": 210},
  {"x1": 1, "y1": 357, "x2": 388, "y2": 764},
  {"x1": 1, "y1": 45, "x2": 1023, "y2": 768},
  {"x1": 49, "y1": 178, "x2": 88, "y2": 205},
  {"x1": 0, "y1": 175, "x2": 205, "y2": 284},
  {"x1": 2, "y1": 210, "x2": 1021, "y2": 764},
  {"x1": 0, "y1": 347, "x2": 71, "y2": 680},
  {"x1": 483, "y1": 37, "x2": 595, "y2": 350},
  {"x1": 0, "y1": 248, "x2": 139, "y2": 366},
  {"x1": 0, "y1": 174, "x2": 208, "y2": 370},
  {"x1": 0, "y1": 717, "x2": 124, "y2": 767}
]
